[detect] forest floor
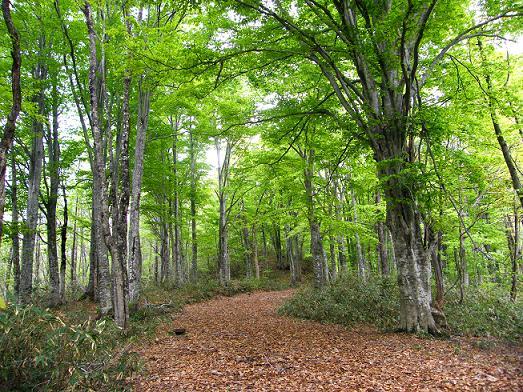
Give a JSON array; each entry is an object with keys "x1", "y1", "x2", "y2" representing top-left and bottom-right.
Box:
[{"x1": 133, "y1": 289, "x2": 522, "y2": 391}]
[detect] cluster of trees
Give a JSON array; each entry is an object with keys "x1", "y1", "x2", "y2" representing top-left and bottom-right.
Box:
[{"x1": 0, "y1": 0, "x2": 521, "y2": 333}]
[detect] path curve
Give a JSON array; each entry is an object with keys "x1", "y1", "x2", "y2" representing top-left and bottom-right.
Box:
[{"x1": 134, "y1": 289, "x2": 521, "y2": 391}]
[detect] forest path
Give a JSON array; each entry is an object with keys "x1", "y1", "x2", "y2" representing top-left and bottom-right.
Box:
[{"x1": 134, "y1": 289, "x2": 522, "y2": 391}]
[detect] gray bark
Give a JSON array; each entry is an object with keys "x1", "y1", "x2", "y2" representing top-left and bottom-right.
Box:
[
  {"x1": 376, "y1": 191, "x2": 389, "y2": 276},
  {"x1": 45, "y1": 80, "x2": 61, "y2": 307},
  {"x1": 82, "y1": 1, "x2": 113, "y2": 316},
  {"x1": 128, "y1": 77, "x2": 150, "y2": 304},
  {"x1": 11, "y1": 146, "x2": 20, "y2": 296},
  {"x1": 0, "y1": 0, "x2": 21, "y2": 247},
  {"x1": 20, "y1": 58, "x2": 47, "y2": 305},
  {"x1": 189, "y1": 125, "x2": 198, "y2": 282},
  {"x1": 216, "y1": 138, "x2": 231, "y2": 285},
  {"x1": 304, "y1": 148, "x2": 327, "y2": 288}
]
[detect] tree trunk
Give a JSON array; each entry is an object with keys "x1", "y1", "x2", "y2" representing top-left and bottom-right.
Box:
[
  {"x1": 379, "y1": 151, "x2": 437, "y2": 333},
  {"x1": 477, "y1": 39, "x2": 523, "y2": 211},
  {"x1": 170, "y1": 117, "x2": 183, "y2": 286},
  {"x1": 128, "y1": 77, "x2": 150, "y2": 304},
  {"x1": 60, "y1": 183, "x2": 68, "y2": 303},
  {"x1": 216, "y1": 138, "x2": 231, "y2": 285},
  {"x1": 82, "y1": 1, "x2": 113, "y2": 316},
  {"x1": 348, "y1": 178, "x2": 366, "y2": 280},
  {"x1": 70, "y1": 195, "x2": 79, "y2": 291},
  {"x1": 10, "y1": 146, "x2": 20, "y2": 296},
  {"x1": 160, "y1": 219, "x2": 170, "y2": 282},
  {"x1": 189, "y1": 123, "x2": 198, "y2": 282},
  {"x1": 376, "y1": 191, "x2": 389, "y2": 276},
  {"x1": 20, "y1": 59, "x2": 47, "y2": 305},
  {"x1": 0, "y1": 0, "x2": 21, "y2": 246},
  {"x1": 334, "y1": 179, "x2": 347, "y2": 274},
  {"x1": 46, "y1": 80, "x2": 61, "y2": 307},
  {"x1": 304, "y1": 148, "x2": 327, "y2": 288},
  {"x1": 285, "y1": 224, "x2": 298, "y2": 286},
  {"x1": 251, "y1": 224, "x2": 260, "y2": 279}
]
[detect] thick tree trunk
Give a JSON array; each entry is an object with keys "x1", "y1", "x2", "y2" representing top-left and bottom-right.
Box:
[
  {"x1": 378, "y1": 150, "x2": 437, "y2": 333},
  {"x1": 0, "y1": 0, "x2": 21, "y2": 246},
  {"x1": 20, "y1": 61, "x2": 46, "y2": 305}
]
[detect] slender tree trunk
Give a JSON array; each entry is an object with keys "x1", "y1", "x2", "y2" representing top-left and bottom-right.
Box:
[
  {"x1": 334, "y1": 179, "x2": 347, "y2": 274},
  {"x1": 189, "y1": 125, "x2": 198, "y2": 282},
  {"x1": 60, "y1": 183, "x2": 68, "y2": 302},
  {"x1": 304, "y1": 148, "x2": 327, "y2": 288},
  {"x1": 46, "y1": 80, "x2": 61, "y2": 307},
  {"x1": 0, "y1": 0, "x2": 21, "y2": 246},
  {"x1": 128, "y1": 77, "x2": 150, "y2": 304},
  {"x1": 70, "y1": 195, "x2": 79, "y2": 290},
  {"x1": 252, "y1": 224, "x2": 260, "y2": 279},
  {"x1": 285, "y1": 224, "x2": 298, "y2": 286},
  {"x1": 82, "y1": 1, "x2": 113, "y2": 316},
  {"x1": 160, "y1": 219, "x2": 170, "y2": 282},
  {"x1": 216, "y1": 138, "x2": 231, "y2": 285},
  {"x1": 11, "y1": 146, "x2": 20, "y2": 296},
  {"x1": 171, "y1": 117, "x2": 183, "y2": 286},
  {"x1": 505, "y1": 208, "x2": 521, "y2": 301},
  {"x1": 20, "y1": 58, "x2": 47, "y2": 305},
  {"x1": 376, "y1": 191, "x2": 389, "y2": 276},
  {"x1": 477, "y1": 39, "x2": 523, "y2": 210},
  {"x1": 348, "y1": 178, "x2": 366, "y2": 280}
]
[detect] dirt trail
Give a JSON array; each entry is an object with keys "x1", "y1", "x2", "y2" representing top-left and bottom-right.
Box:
[{"x1": 134, "y1": 290, "x2": 522, "y2": 391}]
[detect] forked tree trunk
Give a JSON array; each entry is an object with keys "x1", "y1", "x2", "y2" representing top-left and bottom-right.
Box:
[{"x1": 378, "y1": 148, "x2": 437, "y2": 334}]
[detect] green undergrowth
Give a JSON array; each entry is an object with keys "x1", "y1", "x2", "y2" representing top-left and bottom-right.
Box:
[
  {"x1": 279, "y1": 274, "x2": 522, "y2": 342},
  {"x1": 0, "y1": 275, "x2": 288, "y2": 391}
]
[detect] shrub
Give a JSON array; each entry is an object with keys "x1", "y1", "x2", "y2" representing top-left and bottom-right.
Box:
[
  {"x1": 279, "y1": 274, "x2": 399, "y2": 331},
  {"x1": 0, "y1": 305, "x2": 138, "y2": 391},
  {"x1": 444, "y1": 285, "x2": 523, "y2": 341},
  {"x1": 280, "y1": 274, "x2": 522, "y2": 341}
]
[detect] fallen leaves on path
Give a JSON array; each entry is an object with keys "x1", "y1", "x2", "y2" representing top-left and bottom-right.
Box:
[{"x1": 133, "y1": 290, "x2": 522, "y2": 391}]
